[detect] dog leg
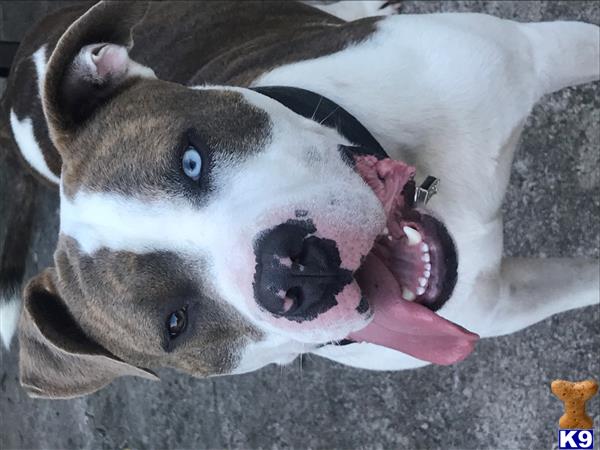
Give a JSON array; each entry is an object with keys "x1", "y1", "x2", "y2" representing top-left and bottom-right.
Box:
[
  {"x1": 521, "y1": 21, "x2": 600, "y2": 97},
  {"x1": 459, "y1": 257, "x2": 600, "y2": 337},
  {"x1": 305, "y1": 1, "x2": 400, "y2": 22}
]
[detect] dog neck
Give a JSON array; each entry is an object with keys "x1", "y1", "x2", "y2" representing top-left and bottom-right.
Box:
[
  {"x1": 253, "y1": 85, "x2": 441, "y2": 207},
  {"x1": 251, "y1": 85, "x2": 388, "y2": 158}
]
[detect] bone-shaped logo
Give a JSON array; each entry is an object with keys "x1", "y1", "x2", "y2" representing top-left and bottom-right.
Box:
[{"x1": 551, "y1": 379, "x2": 598, "y2": 429}]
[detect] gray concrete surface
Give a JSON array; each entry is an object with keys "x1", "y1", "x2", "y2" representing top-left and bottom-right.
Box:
[{"x1": 0, "y1": 1, "x2": 599, "y2": 449}]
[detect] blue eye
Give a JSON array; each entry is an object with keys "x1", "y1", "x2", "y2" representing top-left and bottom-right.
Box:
[{"x1": 182, "y1": 146, "x2": 202, "y2": 181}]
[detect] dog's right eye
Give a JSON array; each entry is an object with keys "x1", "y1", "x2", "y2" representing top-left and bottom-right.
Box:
[{"x1": 182, "y1": 146, "x2": 202, "y2": 181}]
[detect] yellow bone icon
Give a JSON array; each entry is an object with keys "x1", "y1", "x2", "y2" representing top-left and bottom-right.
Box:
[{"x1": 551, "y1": 379, "x2": 598, "y2": 429}]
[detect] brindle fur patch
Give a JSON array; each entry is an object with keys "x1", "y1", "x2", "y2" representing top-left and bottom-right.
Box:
[
  {"x1": 55, "y1": 237, "x2": 262, "y2": 375},
  {"x1": 60, "y1": 81, "x2": 271, "y2": 198}
]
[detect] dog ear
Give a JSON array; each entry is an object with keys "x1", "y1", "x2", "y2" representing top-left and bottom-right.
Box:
[
  {"x1": 19, "y1": 268, "x2": 158, "y2": 399},
  {"x1": 42, "y1": 1, "x2": 155, "y2": 153}
]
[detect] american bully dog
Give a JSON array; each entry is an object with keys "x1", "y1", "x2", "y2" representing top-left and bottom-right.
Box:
[{"x1": 0, "y1": 1, "x2": 598, "y2": 398}]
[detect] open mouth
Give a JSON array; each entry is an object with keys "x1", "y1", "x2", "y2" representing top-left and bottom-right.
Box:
[{"x1": 342, "y1": 152, "x2": 479, "y2": 365}]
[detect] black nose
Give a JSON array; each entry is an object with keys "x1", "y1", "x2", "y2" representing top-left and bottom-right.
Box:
[{"x1": 253, "y1": 220, "x2": 353, "y2": 321}]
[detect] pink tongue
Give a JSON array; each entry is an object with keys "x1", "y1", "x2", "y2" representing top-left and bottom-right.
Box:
[{"x1": 349, "y1": 253, "x2": 479, "y2": 365}]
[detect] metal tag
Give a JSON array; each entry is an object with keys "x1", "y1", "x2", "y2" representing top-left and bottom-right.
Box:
[{"x1": 414, "y1": 175, "x2": 440, "y2": 205}]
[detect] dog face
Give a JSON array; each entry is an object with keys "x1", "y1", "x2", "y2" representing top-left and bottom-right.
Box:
[
  {"x1": 55, "y1": 79, "x2": 384, "y2": 368},
  {"x1": 19, "y1": 2, "x2": 386, "y2": 398}
]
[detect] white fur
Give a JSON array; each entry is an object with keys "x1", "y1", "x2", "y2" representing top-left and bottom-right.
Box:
[
  {"x1": 311, "y1": 341, "x2": 430, "y2": 370},
  {"x1": 60, "y1": 188, "x2": 208, "y2": 256},
  {"x1": 10, "y1": 111, "x2": 60, "y2": 184},
  {"x1": 32, "y1": 45, "x2": 47, "y2": 99},
  {"x1": 0, "y1": 296, "x2": 20, "y2": 349},
  {"x1": 232, "y1": 336, "x2": 313, "y2": 374},
  {"x1": 306, "y1": 0, "x2": 398, "y2": 22}
]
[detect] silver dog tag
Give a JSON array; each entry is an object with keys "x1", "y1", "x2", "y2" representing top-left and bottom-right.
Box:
[{"x1": 414, "y1": 176, "x2": 440, "y2": 205}]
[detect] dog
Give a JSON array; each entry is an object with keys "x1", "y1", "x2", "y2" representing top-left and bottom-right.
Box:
[{"x1": 0, "y1": 0, "x2": 598, "y2": 399}]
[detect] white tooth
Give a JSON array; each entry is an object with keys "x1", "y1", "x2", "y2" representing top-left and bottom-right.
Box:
[
  {"x1": 403, "y1": 226, "x2": 422, "y2": 246},
  {"x1": 402, "y1": 288, "x2": 416, "y2": 301},
  {"x1": 387, "y1": 235, "x2": 393, "y2": 241},
  {"x1": 422, "y1": 252, "x2": 430, "y2": 262},
  {"x1": 418, "y1": 277, "x2": 427, "y2": 287},
  {"x1": 421, "y1": 243, "x2": 429, "y2": 252},
  {"x1": 424, "y1": 270, "x2": 431, "y2": 278},
  {"x1": 425, "y1": 263, "x2": 432, "y2": 271},
  {"x1": 416, "y1": 286, "x2": 426, "y2": 295},
  {"x1": 383, "y1": 227, "x2": 389, "y2": 235}
]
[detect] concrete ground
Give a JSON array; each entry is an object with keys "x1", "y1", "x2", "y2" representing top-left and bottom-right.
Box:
[{"x1": 0, "y1": 1, "x2": 598, "y2": 449}]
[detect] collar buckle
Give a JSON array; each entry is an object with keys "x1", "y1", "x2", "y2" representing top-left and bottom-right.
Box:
[{"x1": 414, "y1": 176, "x2": 440, "y2": 206}]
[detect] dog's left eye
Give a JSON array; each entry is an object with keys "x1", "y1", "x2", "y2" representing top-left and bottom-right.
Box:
[
  {"x1": 166, "y1": 308, "x2": 187, "y2": 338},
  {"x1": 182, "y1": 146, "x2": 202, "y2": 181}
]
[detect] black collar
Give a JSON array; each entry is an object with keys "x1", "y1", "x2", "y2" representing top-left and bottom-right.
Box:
[{"x1": 250, "y1": 86, "x2": 389, "y2": 160}]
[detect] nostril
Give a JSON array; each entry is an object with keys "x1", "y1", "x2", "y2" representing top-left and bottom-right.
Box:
[
  {"x1": 284, "y1": 286, "x2": 303, "y2": 314},
  {"x1": 282, "y1": 297, "x2": 295, "y2": 314}
]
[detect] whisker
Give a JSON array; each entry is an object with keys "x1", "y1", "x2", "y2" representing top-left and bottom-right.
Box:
[
  {"x1": 311, "y1": 95, "x2": 324, "y2": 120},
  {"x1": 319, "y1": 105, "x2": 340, "y2": 125}
]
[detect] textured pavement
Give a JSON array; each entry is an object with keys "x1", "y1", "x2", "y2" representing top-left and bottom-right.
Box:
[{"x1": 0, "y1": 1, "x2": 599, "y2": 449}]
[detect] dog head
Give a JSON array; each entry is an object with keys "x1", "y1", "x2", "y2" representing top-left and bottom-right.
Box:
[{"x1": 20, "y1": 1, "x2": 387, "y2": 398}]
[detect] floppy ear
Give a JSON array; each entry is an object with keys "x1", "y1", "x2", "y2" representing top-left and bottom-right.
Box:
[
  {"x1": 42, "y1": 1, "x2": 155, "y2": 153},
  {"x1": 19, "y1": 268, "x2": 158, "y2": 399}
]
